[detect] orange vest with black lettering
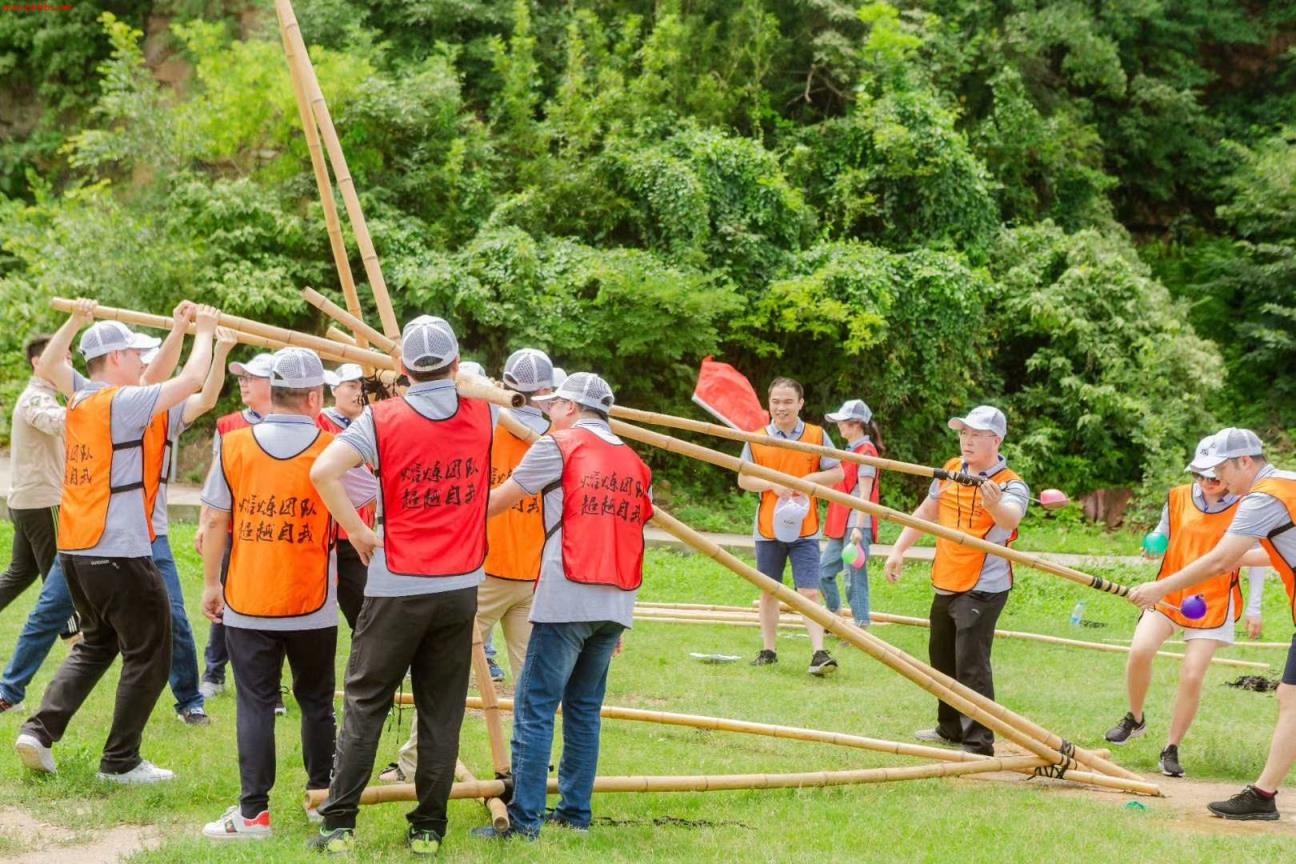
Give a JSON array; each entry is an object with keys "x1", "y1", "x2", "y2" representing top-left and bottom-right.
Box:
[
  {"x1": 315, "y1": 409, "x2": 375, "y2": 540},
  {"x1": 751, "y1": 424, "x2": 824, "y2": 540},
  {"x1": 485, "y1": 421, "x2": 547, "y2": 582},
  {"x1": 1156, "y1": 484, "x2": 1242, "y2": 629},
  {"x1": 554, "y1": 427, "x2": 653, "y2": 590},
  {"x1": 824, "y1": 439, "x2": 881, "y2": 542},
  {"x1": 140, "y1": 411, "x2": 170, "y2": 543},
  {"x1": 58, "y1": 387, "x2": 148, "y2": 552},
  {"x1": 931, "y1": 457, "x2": 1022, "y2": 594},
  {"x1": 372, "y1": 395, "x2": 493, "y2": 576},
  {"x1": 222, "y1": 427, "x2": 334, "y2": 618},
  {"x1": 1250, "y1": 475, "x2": 1296, "y2": 625}
]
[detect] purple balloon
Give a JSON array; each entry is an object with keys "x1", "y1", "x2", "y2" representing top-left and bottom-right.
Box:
[{"x1": 1180, "y1": 594, "x2": 1208, "y2": 620}]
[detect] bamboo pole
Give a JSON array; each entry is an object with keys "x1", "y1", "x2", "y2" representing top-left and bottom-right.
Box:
[
  {"x1": 326, "y1": 326, "x2": 357, "y2": 346},
  {"x1": 470, "y1": 622, "x2": 511, "y2": 778},
  {"x1": 275, "y1": 0, "x2": 400, "y2": 339},
  {"x1": 302, "y1": 287, "x2": 395, "y2": 353},
  {"x1": 305, "y1": 756, "x2": 1060, "y2": 807},
  {"x1": 455, "y1": 759, "x2": 509, "y2": 831},
  {"x1": 277, "y1": 21, "x2": 367, "y2": 349}
]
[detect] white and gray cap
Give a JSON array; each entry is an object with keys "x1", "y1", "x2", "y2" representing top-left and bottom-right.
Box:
[
  {"x1": 550, "y1": 366, "x2": 568, "y2": 388},
  {"x1": 270, "y1": 347, "x2": 325, "y2": 389},
  {"x1": 78, "y1": 321, "x2": 161, "y2": 361},
  {"x1": 502, "y1": 348, "x2": 554, "y2": 393},
  {"x1": 533, "y1": 372, "x2": 615, "y2": 413},
  {"x1": 229, "y1": 352, "x2": 275, "y2": 378},
  {"x1": 948, "y1": 405, "x2": 1007, "y2": 439},
  {"x1": 1185, "y1": 435, "x2": 1220, "y2": 478},
  {"x1": 458, "y1": 360, "x2": 487, "y2": 379},
  {"x1": 1195, "y1": 428, "x2": 1264, "y2": 470},
  {"x1": 825, "y1": 399, "x2": 873, "y2": 424},
  {"x1": 323, "y1": 363, "x2": 364, "y2": 387},
  {"x1": 401, "y1": 315, "x2": 459, "y2": 372}
]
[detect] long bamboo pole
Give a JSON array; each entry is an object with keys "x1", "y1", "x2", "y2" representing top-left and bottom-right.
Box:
[
  {"x1": 275, "y1": 0, "x2": 400, "y2": 339},
  {"x1": 277, "y1": 19, "x2": 367, "y2": 349},
  {"x1": 325, "y1": 326, "x2": 357, "y2": 346},
  {"x1": 455, "y1": 759, "x2": 509, "y2": 831},
  {"x1": 470, "y1": 623, "x2": 511, "y2": 778},
  {"x1": 305, "y1": 756, "x2": 1056, "y2": 807},
  {"x1": 302, "y1": 287, "x2": 395, "y2": 353}
]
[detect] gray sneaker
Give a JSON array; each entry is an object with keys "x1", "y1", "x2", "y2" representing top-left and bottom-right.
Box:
[
  {"x1": 913, "y1": 728, "x2": 961, "y2": 748},
  {"x1": 1104, "y1": 712, "x2": 1146, "y2": 745},
  {"x1": 15, "y1": 733, "x2": 56, "y2": 774},
  {"x1": 199, "y1": 681, "x2": 225, "y2": 699},
  {"x1": 178, "y1": 707, "x2": 211, "y2": 727}
]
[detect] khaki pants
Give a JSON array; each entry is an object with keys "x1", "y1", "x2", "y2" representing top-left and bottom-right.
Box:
[{"x1": 395, "y1": 576, "x2": 535, "y2": 779}]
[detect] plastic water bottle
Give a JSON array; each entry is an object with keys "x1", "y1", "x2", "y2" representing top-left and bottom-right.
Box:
[{"x1": 1070, "y1": 601, "x2": 1086, "y2": 627}]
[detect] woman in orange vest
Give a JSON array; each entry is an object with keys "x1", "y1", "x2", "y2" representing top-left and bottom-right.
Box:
[
  {"x1": 1130, "y1": 428, "x2": 1296, "y2": 821},
  {"x1": 471, "y1": 372, "x2": 652, "y2": 841},
  {"x1": 883, "y1": 405, "x2": 1029, "y2": 757},
  {"x1": 1104, "y1": 436, "x2": 1268, "y2": 778},
  {"x1": 819, "y1": 399, "x2": 884, "y2": 627},
  {"x1": 741, "y1": 377, "x2": 844, "y2": 676}
]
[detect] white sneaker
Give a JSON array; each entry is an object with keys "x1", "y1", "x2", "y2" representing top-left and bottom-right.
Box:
[
  {"x1": 15, "y1": 733, "x2": 56, "y2": 774},
  {"x1": 198, "y1": 681, "x2": 224, "y2": 699},
  {"x1": 97, "y1": 759, "x2": 175, "y2": 784},
  {"x1": 202, "y1": 805, "x2": 272, "y2": 840},
  {"x1": 304, "y1": 798, "x2": 324, "y2": 824}
]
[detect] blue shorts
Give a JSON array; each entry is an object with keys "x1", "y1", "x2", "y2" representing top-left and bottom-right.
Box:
[
  {"x1": 755, "y1": 538, "x2": 822, "y2": 590},
  {"x1": 1284, "y1": 636, "x2": 1296, "y2": 686}
]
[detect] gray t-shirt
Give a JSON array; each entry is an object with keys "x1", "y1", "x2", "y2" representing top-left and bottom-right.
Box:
[
  {"x1": 1228, "y1": 465, "x2": 1296, "y2": 570},
  {"x1": 201, "y1": 414, "x2": 376, "y2": 631},
  {"x1": 338, "y1": 380, "x2": 499, "y2": 597},
  {"x1": 150, "y1": 402, "x2": 189, "y2": 538},
  {"x1": 511, "y1": 418, "x2": 648, "y2": 629},
  {"x1": 739, "y1": 420, "x2": 840, "y2": 541},
  {"x1": 926, "y1": 456, "x2": 1030, "y2": 594},
  {"x1": 65, "y1": 374, "x2": 163, "y2": 559}
]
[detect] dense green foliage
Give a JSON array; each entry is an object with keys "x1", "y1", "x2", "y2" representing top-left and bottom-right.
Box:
[{"x1": 2, "y1": 1, "x2": 1293, "y2": 515}]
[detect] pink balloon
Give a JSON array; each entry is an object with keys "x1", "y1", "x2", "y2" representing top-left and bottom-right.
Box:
[
  {"x1": 1038, "y1": 489, "x2": 1069, "y2": 510},
  {"x1": 850, "y1": 542, "x2": 868, "y2": 570}
]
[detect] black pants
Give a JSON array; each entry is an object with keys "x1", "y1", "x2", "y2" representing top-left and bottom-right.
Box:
[
  {"x1": 22, "y1": 554, "x2": 172, "y2": 773},
  {"x1": 321, "y1": 588, "x2": 477, "y2": 835},
  {"x1": 335, "y1": 541, "x2": 368, "y2": 631},
  {"x1": 226, "y1": 625, "x2": 338, "y2": 818},
  {"x1": 203, "y1": 545, "x2": 232, "y2": 685},
  {"x1": 0, "y1": 506, "x2": 58, "y2": 613},
  {"x1": 928, "y1": 589, "x2": 1009, "y2": 755}
]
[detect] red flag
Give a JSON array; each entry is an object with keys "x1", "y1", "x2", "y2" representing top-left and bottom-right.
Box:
[{"x1": 692, "y1": 356, "x2": 769, "y2": 432}]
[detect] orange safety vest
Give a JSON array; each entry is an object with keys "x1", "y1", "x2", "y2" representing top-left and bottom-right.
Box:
[
  {"x1": 824, "y1": 440, "x2": 881, "y2": 542},
  {"x1": 58, "y1": 387, "x2": 148, "y2": 552},
  {"x1": 315, "y1": 409, "x2": 375, "y2": 540},
  {"x1": 372, "y1": 395, "x2": 493, "y2": 576},
  {"x1": 931, "y1": 457, "x2": 1023, "y2": 594},
  {"x1": 222, "y1": 427, "x2": 335, "y2": 618},
  {"x1": 1156, "y1": 484, "x2": 1242, "y2": 629},
  {"x1": 485, "y1": 421, "x2": 547, "y2": 582},
  {"x1": 553, "y1": 427, "x2": 653, "y2": 590},
  {"x1": 1251, "y1": 475, "x2": 1296, "y2": 625},
  {"x1": 140, "y1": 410, "x2": 170, "y2": 543},
  {"x1": 751, "y1": 424, "x2": 825, "y2": 541}
]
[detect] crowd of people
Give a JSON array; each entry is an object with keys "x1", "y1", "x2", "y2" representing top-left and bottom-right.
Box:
[{"x1": 0, "y1": 299, "x2": 1293, "y2": 858}]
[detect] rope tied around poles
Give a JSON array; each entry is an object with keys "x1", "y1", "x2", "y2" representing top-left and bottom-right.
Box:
[{"x1": 1030, "y1": 739, "x2": 1077, "y2": 781}]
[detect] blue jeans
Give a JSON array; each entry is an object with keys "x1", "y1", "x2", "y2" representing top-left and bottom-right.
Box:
[
  {"x1": 0, "y1": 557, "x2": 74, "y2": 704},
  {"x1": 508, "y1": 620, "x2": 624, "y2": 836},
  {"x1": 819, "y1": 537, "x2": 871, "y2": 626},
  {"x1": 151, "y1": 536, "x2": 203, "y2": 713}
]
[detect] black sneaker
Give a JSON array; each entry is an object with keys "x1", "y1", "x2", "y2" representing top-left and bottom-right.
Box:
[
  {"x1": 407, "y1": 826, "x2": 442, "y2": 856},
  {"x1": 1103, "y1": 712, "x2": 1146, "y2": 744},
  {"x1": 177, "y1": 707, "x2": 211, "y2": 727},
  {"x1": 1207, "y1": 786, "x2": 1280, "y2": 821},
  {"x1": 808, "y1": 650, "x2": 838, "y2": 677},
  {"x1": 1158, "y1": 745, "x2": 1184, "y2": 777},
  {"x1": 751, "y1": 649, "x2": 778, "y2": 666}
]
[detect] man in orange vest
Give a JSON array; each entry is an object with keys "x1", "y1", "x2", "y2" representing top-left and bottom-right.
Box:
[
  {"x1": 883, "y1": 405, "x2": 1029, "y2": 757},
  {"x1": 1104, "y1": 436, "x2": 1269, "y2": 778},
  {"x1": 472, "y1": 372, "x2": 652, "y2": 840},
  {"x1": 740, "y1": 377, "x2": 844, "y2": 675},
  {"x1": 196, "y1": 352, "x2": 275, "y2": 701},
  {"x1": 15, "y1": 298, "x2": 217, "y2": 784},
  {"x1": 1130, "y1": 429, "x2": 1296, "y2": 820},
  {"x1": 196, "y1": 347, "x2": 375, "y2": 841},
  {"x1": 317, "y1": 363, "x2": 375, "y2": 630},
  {"x1": 308, "y1": 315, "x2": 496, "y2": 856}
]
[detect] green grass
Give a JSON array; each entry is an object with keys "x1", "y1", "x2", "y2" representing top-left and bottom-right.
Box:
[{"x1": 0, "y1": 523, "x2": 1290, "y2": 862}]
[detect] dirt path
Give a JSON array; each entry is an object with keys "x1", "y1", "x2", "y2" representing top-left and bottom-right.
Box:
[{"x1": 0, "y1": 806, "x2": 158, "y2": 863}]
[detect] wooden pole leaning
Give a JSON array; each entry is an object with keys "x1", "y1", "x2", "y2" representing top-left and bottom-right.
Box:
[
  {"x1": 325, "y1": 326, "x2": 357, "y2": 346},
  {"x1": 302, "y1": 287, "x2": 395, "y2": 353},
  {"x1": 275, "y1": 0, "x2": 400, "y2": 339},
  {"x1": 470, "y1": 623, "x2": 511, "y2": 780},
  {"x1": 277, "y1": 21, "x2": 366, "y2": 349}
]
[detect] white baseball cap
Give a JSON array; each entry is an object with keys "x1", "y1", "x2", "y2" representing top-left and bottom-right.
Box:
[
  {"x1": 551, "y1": 366, "x2": 568, "y2": 388},
  {"x1": 948, "y1": 405, "x2": 1007, "y2": 439},
  {"x1": 269, "y1": 348, "x2": 325, "y2": 389},
  {"x1": 825, "y1": 399, "x2": 873, "y2": 424},
  {"x1": 502, "y1": 348, "x2": 555, "y2": 393},
  {"x1": 401, "y1": 316, "x2": 459, "y2": 372},
  {"x1": 1194, "y1": 428, "x2": 1264, "y2": 470},
  {"x1": 532, "y1": 372, "x2": 615, "y2": 413},
  {"x1": 323, "y1": 363, "x2": 364, "y2": 387},
  {"x1": 78, "y1": 321, "x2": 161, "y2": 360},
  {"x1": 229, "y1": 353, "x2": 275, "y2": 378},
  {"x1": 458, "y1": 360, "x2": 487, "y2": 379},
  {"x1": 1185, "y1": 435, "x2": 1219, "y2": 478},
  {"x1": 140, "y1": 347, "x2": 159, "y2": 366},
  {"x1": 773, "y1": 495, "x2": 810, "y2": 543}
]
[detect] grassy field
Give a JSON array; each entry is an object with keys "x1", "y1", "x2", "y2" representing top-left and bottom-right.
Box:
[{"x1": 0, "y1": 522, "x2": 1289, "y2": 862}]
